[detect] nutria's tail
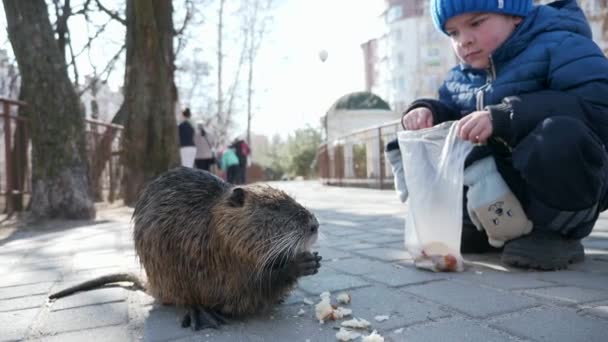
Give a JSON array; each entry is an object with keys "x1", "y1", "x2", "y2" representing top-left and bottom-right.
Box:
[{"x1": 49, "y1": 273, "x2": 144, "y2": 300}]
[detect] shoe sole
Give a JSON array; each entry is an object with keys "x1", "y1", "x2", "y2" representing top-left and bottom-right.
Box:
[{"x1": 501, "y1": 251, "x2": 585, "y2": 271}]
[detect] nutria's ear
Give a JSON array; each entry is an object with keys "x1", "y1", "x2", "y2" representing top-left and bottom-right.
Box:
[{"x1": 228, "y1": 187, "x2": 246, "y2": 207}]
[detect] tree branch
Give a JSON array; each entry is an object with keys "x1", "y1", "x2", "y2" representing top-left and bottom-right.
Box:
[
  {"x1": 95, "y1": 0, "x2": 127, "y2": 26},
  {"x1": 174, "y1": 0, "x2": 194, "y2": 57},
  {"x1": 67, "y1": 31, "x2": 80, "y2": 87},
  {"x1": 175, "y1": 0, "x2": 194, "y2": 36},
  {"x1": 74, "y1": 19, "x2": 112, "y2": 59},
  {"x1": 52, "y1": 0, "x2": 71, "y2": 61},
  {"x1": 72, "y1": 0, "x2": 94, "y2": 16},
  {"x1": 77, "y1": 44, "x2": 126, "y2": 97}
]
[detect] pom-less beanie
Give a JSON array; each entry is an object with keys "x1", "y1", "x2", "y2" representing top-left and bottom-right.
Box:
[{"x1": 430, "y1": 0, "x2": 533, "y2": 34}]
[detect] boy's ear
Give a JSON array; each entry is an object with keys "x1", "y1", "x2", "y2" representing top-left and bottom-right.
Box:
[
  {"x1": 512, "y1": 15, "x2": 523, "y2": 25},
  {"x1": 228, "y1": 187, "x2": 246, "y2": 207}
]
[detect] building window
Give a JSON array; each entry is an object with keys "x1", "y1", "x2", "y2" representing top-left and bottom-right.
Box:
[
  {"x1": 390, "y1": 29, "x2": 402, "y2": 43},
  {"x1": 386, "y1": 5, "x2": 403, "y2": 24},
  {"x1": 425, "y1": 47, "x2": 441, "y2": 66},
  {"x1": 398, "y1": 77, "x2": 406, "y2": 90}
]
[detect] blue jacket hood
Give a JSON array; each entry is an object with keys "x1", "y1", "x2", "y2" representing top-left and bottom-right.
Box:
[{"x1": 492, "y1": 0, "x2": 592, "y2": 66}]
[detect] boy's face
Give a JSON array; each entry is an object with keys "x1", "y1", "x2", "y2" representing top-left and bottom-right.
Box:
[{"x1": 445, "y1": 13, "x2": 522, "y2": 69}]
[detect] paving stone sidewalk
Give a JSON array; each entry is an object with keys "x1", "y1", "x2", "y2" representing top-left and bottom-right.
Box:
[{"x1": 1, "y1": 181, "x2": 607, "y2": 342}]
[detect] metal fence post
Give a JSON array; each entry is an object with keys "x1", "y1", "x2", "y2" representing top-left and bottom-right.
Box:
[
  {"x1": 3, "y1": 101, "x2": 13, "y2": 214},
  {"x1": 378, "y1": 126, "x2": 384, "y2": 189}
]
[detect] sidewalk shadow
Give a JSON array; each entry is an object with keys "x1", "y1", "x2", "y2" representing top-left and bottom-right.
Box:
[
  {"x1": 0, "y1": 217, "x2": 112, "y2": 248},
  {"x1": 0, "y1": 203, "x2": 132, "y2": 248}
]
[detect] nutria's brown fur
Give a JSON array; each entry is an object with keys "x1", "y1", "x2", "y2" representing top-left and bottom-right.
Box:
[
  {"x1": 49, "y1": 167, "x2": 321, "y2": 329},
  {"x1": 133, "y1": 167, "x2": 320, "y2": 317}
]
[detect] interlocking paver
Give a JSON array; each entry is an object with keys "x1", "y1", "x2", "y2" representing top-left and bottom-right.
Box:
[
  {"x1": 388, "y1": 317, "x2": 518, "y2": 342},
  {"x1": 48, "y1": 287, "x2": 128, "y2": 311},
  {"x1": 534, "y1": 271, "x2": 608, "y2": 290},
  {"x1": 0, "y1": 308, "x2": 40, "y2": 342},
  {"x1": 30, "y1": 325, "x2": 133, "y2": 342},
  {"x1": 355, "y1": 234, "x2": 403, "y2": 244},
  {"x1": 522, "y1": 286, "x2": 608, "y2": 304},
  {"x1": 490, "y1": 307, "x2": 608, "y2": 342},
  {"x1": 0, "y1": 282, "x2": 54, "y2": 300},
  {"x1": 581, "y1": 302, "x2": 608, "y2": 319},
  {"x1": 567, "y1": 256, "x2": 608, "y2": 274},
  {"x1": 343, "y1": 285, "x2": 452, "y2": 331},
  {"x1": 40, "y1": 301, "x2": 129, "y2": 334},
  {"x1": 402, "y1": 280, "x2": 539, "y2": 318},
  {"x1": 450, "y1": 270, "x2": 555, "y2": 290},
  {"x1": 296, "y1": 267, "x2": 371, "y2": 295},
  {"x1": 334, "y1": 241, "x2": 377, "y2": 250},
  {"x1": 4, "y1": 270, "x2": 62, "y2": 288},
  {"x1": 313, "y1": 246, "x2": 353, "y2": 260},
  {"x1": 2, "y1": 181, "x2": 607, "y2": 341},
  {"x1": 0, "y1": 294, "x2": 48, "y2": 312},
  {"x1": 325, "y1": 257, "x2": 446, "y2": 286},
  {"x1": 352, "y1": 247, "x2": 411, "y2": 261}
]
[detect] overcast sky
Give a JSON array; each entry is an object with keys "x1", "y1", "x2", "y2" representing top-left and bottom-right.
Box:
[{"x1": 249, "y1": 0, "x2": 384, "y2": 138}]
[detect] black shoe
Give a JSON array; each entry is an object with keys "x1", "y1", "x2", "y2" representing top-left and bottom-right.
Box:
[
  {"x1": 501, "y1": 229, "x2": 584, "y2": 270},
  {"x1": 461, "y1": 223, "x2": 502, "y2": 254}
]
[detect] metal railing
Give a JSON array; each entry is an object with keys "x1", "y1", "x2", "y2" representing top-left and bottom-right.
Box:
[
  {"x1": 1, "y1": 97, "x2": 28, "y2": 214},
  {"x1": 1, "y1": 97, "x2": 124, "y2": 215},
  {"x1": 318, "y1": 119, "x2": 402, "y2": 189}
]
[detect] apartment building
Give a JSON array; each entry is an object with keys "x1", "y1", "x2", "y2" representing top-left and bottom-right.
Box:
[{"x1": 362, "y1": 0, "x2": 456, "y2": 114}]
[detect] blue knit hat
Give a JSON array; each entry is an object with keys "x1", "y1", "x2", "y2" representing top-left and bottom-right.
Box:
[{"x1": 431, "y1": 0, "x2": 533, "y2": 34}]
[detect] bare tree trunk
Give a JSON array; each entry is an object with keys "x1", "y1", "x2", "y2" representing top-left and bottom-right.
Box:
[
  {"x1": 243, "y1": 0, "x2": 272, "y2": 145},
  {"x1": 3, "y1": 0, "x2": 95, "y2": 219},
  {"x1": 245, "y1": 0, "x2": 259, "y2": 145},
  {"x1": 222, "y1": 33, "x2": 248, "y2": 142},
  {"x1": 121, "y1": 0, "x2": 179, "y2": 206},
  {"x1": 217, "y1": 0, "x2": 225, "y2": 123},
  {"x1": 246, "y1": 40, "x2": 254, "y2": 145}
]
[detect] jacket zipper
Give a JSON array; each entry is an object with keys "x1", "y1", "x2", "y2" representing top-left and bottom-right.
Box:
[
  {"x1": 475, "y1": 55, "x2": 496, "y2": 111},
  {"x1": 477, "y1": 56, "x2": 512, "y2": 151}
]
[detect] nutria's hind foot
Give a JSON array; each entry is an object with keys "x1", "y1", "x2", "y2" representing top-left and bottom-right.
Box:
[
  {"x1": 293, "y1": 251, "x2": 322, "y2": 277},
  {"x1": 181, "y1": 306, "x2": 227, "y2": 330}
]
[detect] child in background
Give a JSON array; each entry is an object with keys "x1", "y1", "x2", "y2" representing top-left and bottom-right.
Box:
[{"x1": 220, "y1": 147, "x2": 240, "y2": 184}]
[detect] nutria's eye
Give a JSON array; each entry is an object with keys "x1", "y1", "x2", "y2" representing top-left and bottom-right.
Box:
[
  {"x1": 309, "y1": 222, "x2": 319, "y2": 234},
  {"x1": 228, "y1": 187, "x2": 246, "y2": 207}
]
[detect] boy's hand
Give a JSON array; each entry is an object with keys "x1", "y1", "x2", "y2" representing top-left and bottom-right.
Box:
[
  {"x1": 458, "y1": 110, "x2": 493, "y2": 144},
  {"x1": 402, "y1": 107, "x2": 433, "y2": 130}
]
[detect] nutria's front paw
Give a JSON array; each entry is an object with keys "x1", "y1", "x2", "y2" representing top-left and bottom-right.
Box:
[{"x1": 294, "y1": 251, "x2": 322, "y2": 277}]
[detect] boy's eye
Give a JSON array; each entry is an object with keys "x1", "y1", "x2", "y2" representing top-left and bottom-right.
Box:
[
  {"x1": 446, "y1": 30, "x2": 458, "y2": 38},
  {"x1": 471, "y1": 17, "x2": 486, "y2": 27}
]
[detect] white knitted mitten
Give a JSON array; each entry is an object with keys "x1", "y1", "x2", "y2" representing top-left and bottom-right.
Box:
[
  {"x1": 386, "y1": 143, "x2": 408, "y2": 203},
  {"x1": 463, "y1": 157, "x2": 533, "y2": 247}
]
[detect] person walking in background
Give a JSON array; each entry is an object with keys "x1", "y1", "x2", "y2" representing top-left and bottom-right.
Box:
[
  {"x1": 194, "y1": 122, "x2": 216, "y2": 172},
  {"x1": 231, "y1": 138, "x2": 251, "y2": 184},
  {"x1": 220, "y1": 147, "x2": 240, "y2": 184},
  {"x1": 178, "y1": 108, "x2": 196, "y2": 167}
]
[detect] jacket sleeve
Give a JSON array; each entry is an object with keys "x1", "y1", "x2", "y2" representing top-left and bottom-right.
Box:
[
  {"x1": 486, "y1": 91, "x2": 597, "y2": 146},
  {"x1": 486, "y1": 34, "x2": 608, "y2": 146},
  {"x1": 401, "y1": 82, "x2": 461, "y2": 129}
]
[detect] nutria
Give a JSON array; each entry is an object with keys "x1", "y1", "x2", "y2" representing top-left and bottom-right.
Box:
[{"x1": 48, "y1": 167, "x2": 322, "y2": 330}]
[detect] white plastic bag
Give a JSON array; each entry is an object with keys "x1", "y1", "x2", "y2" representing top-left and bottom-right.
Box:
[{"x1": 398, "y1": 121, "x2": 473, "y2": 272}]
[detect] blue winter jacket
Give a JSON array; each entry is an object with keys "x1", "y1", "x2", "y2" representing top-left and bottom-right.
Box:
[{"x1": 407, "y1": 0, "x2": 608, "y2": 149}]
